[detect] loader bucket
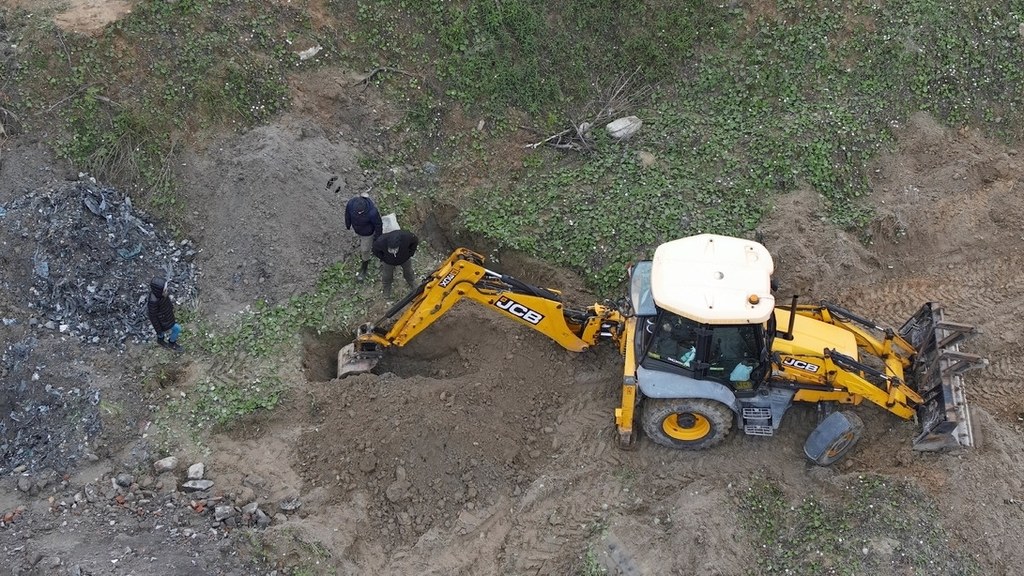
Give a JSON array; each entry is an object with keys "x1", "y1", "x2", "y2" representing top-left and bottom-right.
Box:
[
  {"x1": 337, "y1": 343, "x2": 380, "y2": 378},
  {"x1": 900, "y1": 303, "x2": 987, "y2": 451}
]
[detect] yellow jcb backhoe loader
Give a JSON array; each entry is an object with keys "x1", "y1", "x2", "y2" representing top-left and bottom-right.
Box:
[{"x1": 338, "y1": 234, "x2": 985, "y2": 464}]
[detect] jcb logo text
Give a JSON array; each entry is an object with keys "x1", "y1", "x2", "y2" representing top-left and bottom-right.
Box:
[
  {"x1": 494, "y1": 296, "x2": 545, "y2": 325},
  {"x1": 782, "y1": 357, "x2": 820, "y2": 373},
  {"x1": 438, "y1": 271, "x2": 458, "y2": 288}
]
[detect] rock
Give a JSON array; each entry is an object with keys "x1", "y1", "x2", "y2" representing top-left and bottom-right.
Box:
[
  {"x1": 214, "y1": 505, "x2": 236, "y2": 521},
  {"x1": 187, "y1": 463, "x2": 205, "y2": 480},
  {"x1": 115, "y1": 473, "x2": 134, "y2": 487},
  {"x1": 297, "y1": 45, "x2": 322, "y2": 61},
  {"x1": 153, "y1": 456, "x2": 178, "y2": 473},
  {"x1": 358, "y1": 456, "x2": 377, "y2": 473},
  {"x1": 241, "y1": 501, "x2": 259, "y2": 515},
  {"x1": 27, "y1": 550, "x2": 44, "y2": 566},
  {"x1": 242, "y1": 474, "x2": 266, "y2": 488},
  {"x1": 181, "y1": 480, "x2": 214, "y2": 492},
  {"x1": 605, "y1": 116, "x2": 643, "y2": 140},
  {"x1": 278, "y1": 497, "x2": 301, "y2": 512},
  {"x1": 255, "y1": 509, "x2": 271, "y2": 529},
  {"x1": 16, "y1": 476, "x2": 32, "y2": 493},
  {"x1": 237, "y1": 486, "x2": 255, "y2": 506},
  {"x1": 385, "y1": 480, "x2": 412, "y2": 503}
]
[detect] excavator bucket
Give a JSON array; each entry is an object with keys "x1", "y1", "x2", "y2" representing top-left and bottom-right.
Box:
[
  {"x1": 337, "y1": 343, "x2": 380, "y2": 378},
  {"x1": 900, "y1": 303, "x2": 987, "y2": 451}
]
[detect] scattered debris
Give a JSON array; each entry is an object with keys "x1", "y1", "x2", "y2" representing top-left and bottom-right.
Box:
[
  {"x1": 0, "y1": 178, "x2": 199, "y2": 347},
  {"x1": 0, "y1": 337, "x2": 101, "y2": 475}
]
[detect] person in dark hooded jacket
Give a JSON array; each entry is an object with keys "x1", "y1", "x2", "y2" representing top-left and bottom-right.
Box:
[
  {"x1": 344, "y1": 195, "x2": 383, "y2": 282},
  {"x1": 372, "y1": 229, "x2": 418, "y2": 299},
  {"x1": 147, "y1": 277, "x2": 183, "y2": 352}
]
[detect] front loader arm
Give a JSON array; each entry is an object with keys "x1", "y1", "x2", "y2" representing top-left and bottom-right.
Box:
[{"x1": 786, "y1": 301, "x2": 984, "y2": 450}]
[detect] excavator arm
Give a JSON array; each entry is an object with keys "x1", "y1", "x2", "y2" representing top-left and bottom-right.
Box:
[{"x1": 338, "y1": 248, "x2": 626, "y2": 377}]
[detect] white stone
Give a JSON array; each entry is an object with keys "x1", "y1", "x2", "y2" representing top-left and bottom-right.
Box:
[
  {"x1": 605, "y1": 116, "x2": 643, "y2": 140},
  {"x1": 187, "y1": 463, "x2": 205, "y2": 480},
  {"x1": 153, "y1": 457, "x2": 178, "y2": 473}
]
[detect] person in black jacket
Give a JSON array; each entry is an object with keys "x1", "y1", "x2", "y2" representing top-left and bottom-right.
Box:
[
  {"x1": 372, "y1": 229, "x2": 419, "y2": 299},
  {"x1": 147, "y1": 276, "x2": 183, "y2": 352},
  {"x1": 344, "y1": 195, "x2": 383, "y2": 282}
]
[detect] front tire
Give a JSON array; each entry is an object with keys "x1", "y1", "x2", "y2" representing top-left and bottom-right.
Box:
[{"x1": 641, "y1": 398, "x2": 734, "y2": 450}]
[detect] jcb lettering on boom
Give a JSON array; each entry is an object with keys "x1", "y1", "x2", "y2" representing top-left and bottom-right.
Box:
[
  {"x1": 494, "y1": 296, "x2": 545, "y2": 325},
  {"x1": 782, "y1": 357, "x2": 820, "y2": 373},
  {"x1": 438, "y1": 271, "x2": 458, "y2": 288}
]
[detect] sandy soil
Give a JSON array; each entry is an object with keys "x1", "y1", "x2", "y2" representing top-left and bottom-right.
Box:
[{"x1": 2, "y1": 4, "x2": 1024, "y2": 576}]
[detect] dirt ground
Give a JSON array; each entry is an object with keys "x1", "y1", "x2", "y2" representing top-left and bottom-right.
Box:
[{"x1": 3, "y1": 3, "x2": 1024, "y2": 576}]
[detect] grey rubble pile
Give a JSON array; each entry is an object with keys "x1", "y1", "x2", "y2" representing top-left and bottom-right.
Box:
[
  {"x1": 0, "y1": 337, "x2": 101, "y2": 474},
  {"x1": 0, "y1": 179, "x2": 199, "y2": 346}
]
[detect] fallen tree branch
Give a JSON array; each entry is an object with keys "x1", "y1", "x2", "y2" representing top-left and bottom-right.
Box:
[{"x1": 354, "y1": 67, "x2": 420, "y2": 88}]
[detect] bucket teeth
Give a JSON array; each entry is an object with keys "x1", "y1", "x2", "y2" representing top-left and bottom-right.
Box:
[
  {"x1": 901, "y1": 303, "x2": 985, "y2": 451},
  {"x1": 337, "y1": 343, "x2": 380, "y2": 378}
]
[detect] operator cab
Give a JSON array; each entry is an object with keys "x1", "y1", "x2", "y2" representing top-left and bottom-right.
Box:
[{"x1": 629, "y1": 235, "x2": 776, "y2": 394}]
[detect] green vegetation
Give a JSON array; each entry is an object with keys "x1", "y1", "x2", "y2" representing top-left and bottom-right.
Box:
[
  {"x1": 575, "y1": 520, "x2": 610, "y2": 576},
  {"x1": 5, "y1": 0, "x2": 310, "y2": 201},
  {"x1": 196, "y1": 262, "x2": 370, "y2": 357},
  {"x1": 739, "y1": 474, "x2": 978, "y2": 575},
  {"x1": 577, "y1": 547, "x2": 608, "y2": 576},
  {"x1": 459, "y1": 0, "x2": 1024, "y2": 291}
]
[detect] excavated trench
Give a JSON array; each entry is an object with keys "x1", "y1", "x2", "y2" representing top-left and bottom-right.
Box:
[{"x1": 297, "y1": 193, "x2": 614, "y2": 385}]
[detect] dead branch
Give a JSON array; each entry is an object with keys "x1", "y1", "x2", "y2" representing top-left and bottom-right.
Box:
[
  {"x1": 38, "y1": 84, "x2": 93, "y2": 115},
  {"x1": 524, "y1": 65, "x2": 654, "y2": 151},
  {"x1": 0, "y1": 105, "x2": 20, "y2": 123},
  {"x1": 354, "y1": 67, "x2": 420, "y2": 88}
]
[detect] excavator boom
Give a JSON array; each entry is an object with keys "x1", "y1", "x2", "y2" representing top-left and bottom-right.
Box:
[{"x1": 338, "y1": 248, "x2": 625, "y2": 377}]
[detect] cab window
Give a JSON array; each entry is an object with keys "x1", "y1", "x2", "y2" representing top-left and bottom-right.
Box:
[
  {"x1": 706, "y1": 325, "x2": 763, "y2": 389},
  {"x1": 639, "y1": 311, "x2": 702, "y2": 375}
]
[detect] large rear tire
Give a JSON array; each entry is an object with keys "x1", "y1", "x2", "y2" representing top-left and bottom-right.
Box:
[{"x1": 641, "y1": 398, "x2": 734, "y2": 450}]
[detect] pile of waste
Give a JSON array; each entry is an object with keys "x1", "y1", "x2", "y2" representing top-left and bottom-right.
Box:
[
  {"x1": 0, "y1": 178, "x2": 199, "y2": 347},
  {"x1": 0, "y1": 336, "x2": 101, "y2": 474}
]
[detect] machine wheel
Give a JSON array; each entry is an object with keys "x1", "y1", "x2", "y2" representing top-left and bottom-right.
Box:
[
  {"x1": 641, "y1": 398, "x2": 734, "y2": 450},
  {"x1": 804, "y1": 411, "x2": 865, "y2": 466}
]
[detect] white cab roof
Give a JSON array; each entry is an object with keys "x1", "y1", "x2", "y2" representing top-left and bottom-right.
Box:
[{"x1": 651, "y1": 234, "x2": 776, "y2": 324}]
